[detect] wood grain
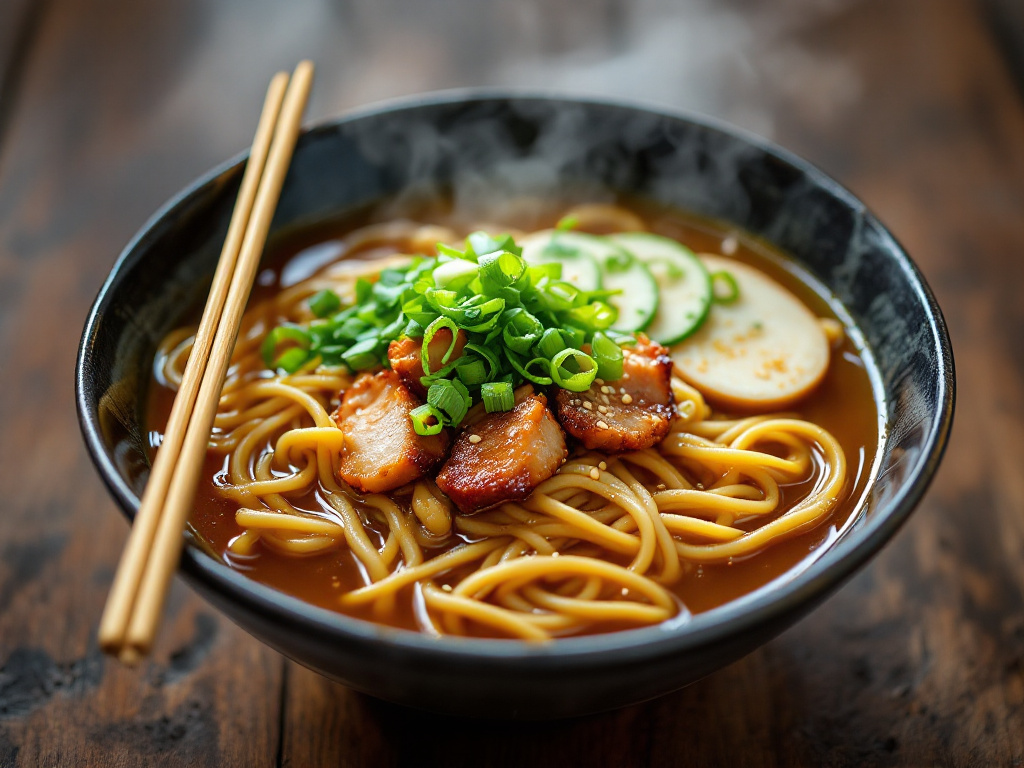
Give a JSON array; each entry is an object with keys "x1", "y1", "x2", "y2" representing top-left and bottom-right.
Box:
[
  {"x1": 0, "y1": 0, "x2": 46, "y2": 171},
  {"x1": 1, "y1": 0, "x2": 1022, "y2": 764}
]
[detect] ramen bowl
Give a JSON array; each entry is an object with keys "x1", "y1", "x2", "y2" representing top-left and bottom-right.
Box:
[{"x1": 76, "y1": 93, "x2": 954, "y2": 719}]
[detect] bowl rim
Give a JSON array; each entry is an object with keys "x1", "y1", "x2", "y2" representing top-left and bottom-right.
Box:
[{"x1": 76, "y1": 89, "x2": 955, "y2": 665}]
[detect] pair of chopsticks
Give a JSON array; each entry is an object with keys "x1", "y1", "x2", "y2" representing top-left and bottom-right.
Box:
[{"x1": 99, "y1": 61, "x2": 315, "y2": 663}]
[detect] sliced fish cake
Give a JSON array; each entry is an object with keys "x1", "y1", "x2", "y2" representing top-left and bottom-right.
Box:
[{"x1": 671, "y1": 255, "x2": 830, "y2": 409}]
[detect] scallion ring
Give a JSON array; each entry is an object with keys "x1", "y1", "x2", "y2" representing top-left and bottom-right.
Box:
[{"x1": 550, "y1": 348, "x2": 598, "y2": 392}]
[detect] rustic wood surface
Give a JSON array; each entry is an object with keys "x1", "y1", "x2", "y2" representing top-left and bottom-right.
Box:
[{"x1": 0, "y1": 0, "x2": 1021, "y2": 764}]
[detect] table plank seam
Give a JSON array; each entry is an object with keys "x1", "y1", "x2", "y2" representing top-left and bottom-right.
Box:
[{"x1": 0, "y1": 0, "x2": 52, "y2": 180}]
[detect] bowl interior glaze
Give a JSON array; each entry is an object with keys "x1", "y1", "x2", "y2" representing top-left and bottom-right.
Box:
[{"x1": 76, "y1": 94, "x2": 954, "y2": 719}]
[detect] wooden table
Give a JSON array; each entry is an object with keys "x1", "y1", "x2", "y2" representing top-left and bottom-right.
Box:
[{"x1": 1, "y1": 0, "x2": 1022, "y2": 764}]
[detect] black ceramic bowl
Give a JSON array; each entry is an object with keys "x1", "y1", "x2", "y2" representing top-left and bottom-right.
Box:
[{"x1": 76, "y1": 93, "x2": 954, "y2": 719}]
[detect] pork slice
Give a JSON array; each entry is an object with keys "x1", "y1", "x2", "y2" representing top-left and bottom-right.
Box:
[
  {"x1": 435, "y1": 394, "x2": 567, "y2": 515},
  {"x1": 387, "y1": 328, "x2": 467, "y2": 398},
  {"x1": 554, "y1": 336, "x2": 675, "y2": 453},
  {"x1": 332, "y1": 370, "x2": 449, "y2": 494}
]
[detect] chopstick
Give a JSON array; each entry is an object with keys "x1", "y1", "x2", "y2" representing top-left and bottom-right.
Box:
[{"x1": 98, "y1": 61, "x2": 315, "y2": 663}]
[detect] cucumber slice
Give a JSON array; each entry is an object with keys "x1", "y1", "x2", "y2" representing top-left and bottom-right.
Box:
[
  {"x1": 608, "y1": 233, "x2": 712, "y2": 346},
  {"x1": 600, "y1": 251, "x2": 659, "y2": 333},
  {"x1": 519, "y1": 230, "x2": 606, "y2": 292}
]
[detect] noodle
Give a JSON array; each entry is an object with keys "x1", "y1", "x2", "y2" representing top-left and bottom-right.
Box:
[{"x1": 154, "y1": 208, "x2": 851, "y2": 641}]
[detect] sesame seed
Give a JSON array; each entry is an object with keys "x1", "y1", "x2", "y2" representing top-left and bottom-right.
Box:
[
  {"x1": 589, "y1": 467, "x2": 601, "y2": 480},
  {"x1": 622, "y1": 394, "x2": 633, "y2": 404},
  {"x1": 596, "y1": 420, "x2": 609, "y2": 429},
  {"x1": 468, "y1": 434, "x2": 482, "y2": 444},
  {"x1": 595, "y1": 378, "x2": 605, "y2": 386},
  {"x1": 583, "y1": 401, "x2": 593, "y2": 410},
  {"x1": 656, "y1": 483, "x2": 667, "y2": 491},
  {"x1": 598, "y1": 461, "x2": 607, "y2": 470},
  {"x1": 598, "y1": 405, "x2": 608, "y2": 414},
  {"x1": 600, "y1": 385, "x2": 612, "y2": 394},
  {"x1": 601, "y1": 394, "x2": 610, "y2": 404},
  {"x1": 441, "y1": 583, "x2": 453, "y2": 592}
]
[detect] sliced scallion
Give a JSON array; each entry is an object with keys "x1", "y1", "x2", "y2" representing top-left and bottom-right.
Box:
[
  {"x1": 308, "y1": 289, "x2": 342, "y2": 318},
  {"x1": 421, "y1": 317, "x2": 460, "y2": 375},
  {"x1": 481, "y1": 381, "x2": 514, "y2": 412},
  {"x1": 710, "y1": 270, "x2": 740, "y2": 304},
  {"x1": 409, "y1": 403, "x2": 444, "y2": 436},
  {"x1": 550, "y1": 348, "x2": 598, "y2": 392},
  {"x1": 591, "y1": 331, "x2": 624, "y2": 381}
]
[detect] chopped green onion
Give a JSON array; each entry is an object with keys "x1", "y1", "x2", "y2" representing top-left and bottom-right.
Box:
[
  {"x1": 711, "y1": 270, "x2": 740, "y2": 303},
  {"x1": 274, "y1": 347, "x2": 311, "y2": 374},
  {"x1": 409, "y1": 403, "x2": 444, "y2": 436},
  {"x1": 455, "y1": 357, "x2": 488, "y2": 387},
  {"x1": 354, "y1": 278, "x2": 373, "y2": 304},
  {"x1": 464, "y1": 343, "x2": 502, "y2": 379},
  {"x1": 591, "y1": 331, "x2": 624, "y2": 381},
  {"x1": 541, "y1": 281, "x2": 581, "y2": 312},
  {"x1": 537, "y1": 328, "x2": 569, "y2": 359},
  {"x1": 308, "y1": 289, "x2": 342, "y2": 318},
  {"x1": 467, "y1": 231, "x2": 521, "y2": 258},
  {"x1": 261, "y1": 227, "x2": 654, "y2": 432},
  {"x1": 433, "y1": 258, "x2": 479, "y2": 290},
  {"x1": 333, "y1": 316, "x2": 370, "y2": 341},
  {"x1": 550, "y1": 348, "x2": 598, "y2": 392},
  {"x1": 502, "y1": 309, "x2": 543, "y2": 355},
  {"x1": 427, "y1": 379, "x2": 471, "y2": 426},
  {"x1": 478, "y1": 250, "x2": 526, "y2": 292},
  {"x1": 436, "y1": 243, "x2": 466, "y2": 260},
  {"x1": 506, "y1": 349, "x2": 553, "y2": 386},
  {"x1": 481, "y1": 381, "x2": 514, "y2": 412},
  {"x1": 555, "y1": 215, "x2": 579, "y2": 231},
  {"x1": 341, "y1": 338, "x2": 380, "y2": 371},
  {"x1": 421, "y1": 317, "x2": 460, "y2": 375},
  {"x1": 261, "y1": 324, "x2": 312, "y2": 370},
  {"x1": 567, "y1": 301, "x2": 618, "y2": 331}
]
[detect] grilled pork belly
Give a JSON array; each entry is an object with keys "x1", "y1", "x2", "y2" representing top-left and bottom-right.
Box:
[
  {"x1": 332, "y1": 370, "x2": 449, "y2": 494},
  {"x1": 387, "y1": 328, "x2": 467, "y2": 398},
  {"x1": 435, "y1": 394, "x2": 567, "y2": 514},
  {"x1": 554, "y1": 336, "x2": 675, "y2": 453}
]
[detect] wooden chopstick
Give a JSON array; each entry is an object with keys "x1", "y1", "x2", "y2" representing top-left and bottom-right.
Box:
[{"x1": 99, "y1": 61, "x2": 315, "y2": 662}]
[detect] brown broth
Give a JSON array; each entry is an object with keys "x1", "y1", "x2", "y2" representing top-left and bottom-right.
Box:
[{"x1": 145, "y1": 201, "x2": 883, "y2": 636}]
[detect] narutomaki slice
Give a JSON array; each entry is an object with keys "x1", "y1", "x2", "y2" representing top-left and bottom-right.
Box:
[
  {"x1": 387, "y1": 328, "x2": 467, "y2": 398},
  {"x1": 671, "y1": 255, "x2": 830, "y2": 409},
  {"x1": 332, "y1": 370, "x2": 449, "y2": 494},
  {"x1": 554, "y1": 336, "x2": 675, "y2": 453},
  {"x1": 436, "y1": 394, "x2": 567, "y2": 515}
]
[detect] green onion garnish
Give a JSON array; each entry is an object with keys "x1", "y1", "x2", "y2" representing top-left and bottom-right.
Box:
[
  {"x1": 420, "y1": 317, "x2": 461, "y2": 375},
  {"x1": 308, "y1": 289, "x2": 342, "y2": 318},
  {"x1": 537, "y1": 328, "x2": 569, "y2": 360},
  {"x1": 481, "y1": 380, "x2": 514, "y2": 412},
  {"x1": 550, "y1": 348, "x2": 598, "y2": 391},
  {"x1": 711, "y1": 270, "x2": 740, "y2": 304},
  {"x1": 409, "y1": 403, "x2": 444, "y2": 436},
  {"x1": 455, "y1": 357, "x2": 488, "y2": 387},
  {"x1": 261, "y1": 324, "x2": 312, "y2": 372},
  {"x1": 341, "y1": 338, "x2": 380, "y2": 371},
  {"x1": 427, "y1": 379, "x2": 471, "y2": 427},
  {"x1": 261, "y1": 229, "x2": 637, "y2": 432},
  {"x1": 591, "y1": 331, "x2": 624, "y2": 381}
]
